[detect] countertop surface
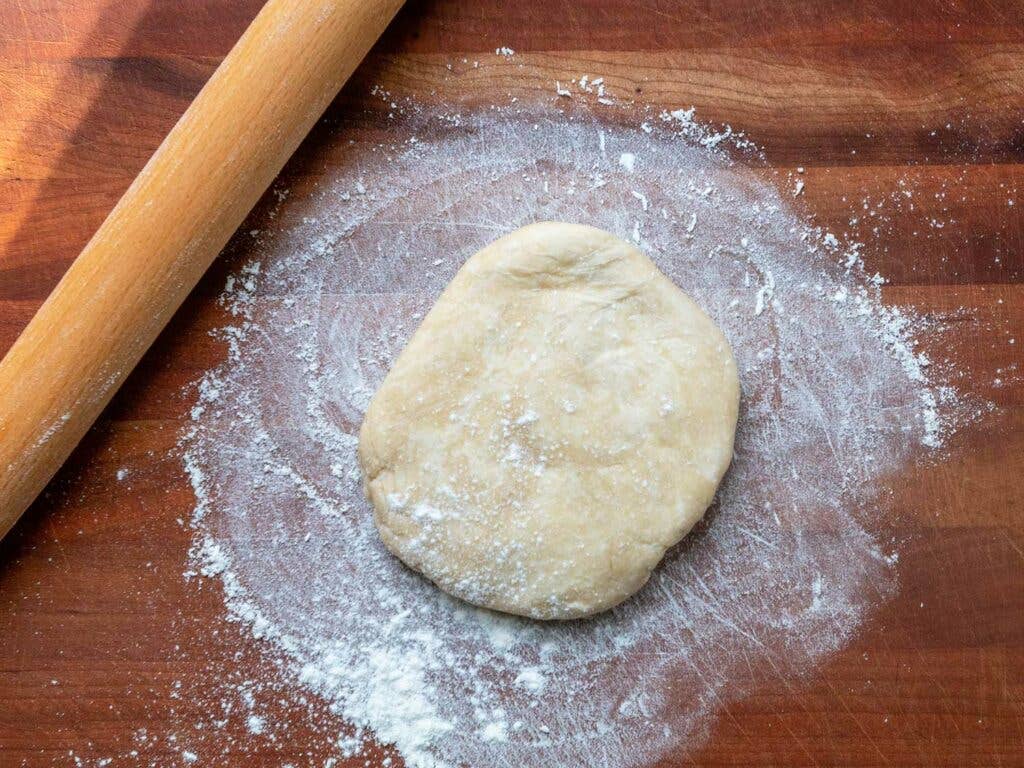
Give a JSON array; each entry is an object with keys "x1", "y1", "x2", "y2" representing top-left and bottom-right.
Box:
[{"x1": 1, "y1": 1, "x2": 1023, "y2": 766}]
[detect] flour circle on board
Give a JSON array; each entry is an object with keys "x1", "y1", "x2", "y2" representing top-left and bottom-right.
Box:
[
  {"x1": 359, "y1": 222, "x2": 740, "y2": 619},
  {"x1": 180, "y1": 106, "x2": 963, "y2": 768}
]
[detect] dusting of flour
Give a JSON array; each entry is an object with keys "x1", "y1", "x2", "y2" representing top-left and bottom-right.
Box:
[{"x1": 181, "y1": 106, "x2": 961, "y2": 767}]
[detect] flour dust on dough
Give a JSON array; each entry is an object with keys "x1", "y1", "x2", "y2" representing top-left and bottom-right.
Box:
[{"x1": 359, "y1": 222, "x2": 740, "y2": 619}]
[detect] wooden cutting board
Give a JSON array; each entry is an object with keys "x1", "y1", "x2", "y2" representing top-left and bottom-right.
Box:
[{"x1": 1, "y1": 1, "x2": 1022, "y2": 765}]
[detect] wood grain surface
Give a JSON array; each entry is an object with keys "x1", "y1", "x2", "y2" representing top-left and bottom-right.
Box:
[{"x1": 1, "y1": 1, "x2": 1023, "y2": 766}]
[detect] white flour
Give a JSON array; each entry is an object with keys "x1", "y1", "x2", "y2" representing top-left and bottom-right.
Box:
[{"x1": 181, "y1": 104, "x2": 965, "y2": 767}]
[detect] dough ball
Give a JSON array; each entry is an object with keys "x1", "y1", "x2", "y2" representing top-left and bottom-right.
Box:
[{"x1": 358, "y1": 222, "x2": 739, "y2": 619}]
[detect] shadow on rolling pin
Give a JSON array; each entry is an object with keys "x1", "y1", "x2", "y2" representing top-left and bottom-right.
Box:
[{"x1": 0, "y1": 0, "x2": 406, "y2": 542}]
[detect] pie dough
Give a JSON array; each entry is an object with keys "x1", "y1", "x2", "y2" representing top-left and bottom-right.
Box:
[{"x1": 359, "y1": 222, "x2": 739, "y2": 619}]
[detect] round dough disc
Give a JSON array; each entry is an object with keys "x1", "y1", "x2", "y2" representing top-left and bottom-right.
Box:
[{"x1": 359, "y1": 222, "x2": 739, "y2": 619}]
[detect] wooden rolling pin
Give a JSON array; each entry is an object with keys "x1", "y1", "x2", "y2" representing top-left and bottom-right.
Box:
[{"x1": 0, "y1": 0, "x2": 404, "y2": 540}]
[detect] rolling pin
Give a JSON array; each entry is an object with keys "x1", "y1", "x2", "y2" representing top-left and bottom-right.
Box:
[{"x1": 0, "y1": 0, "x2": 405, "y2": 540}]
